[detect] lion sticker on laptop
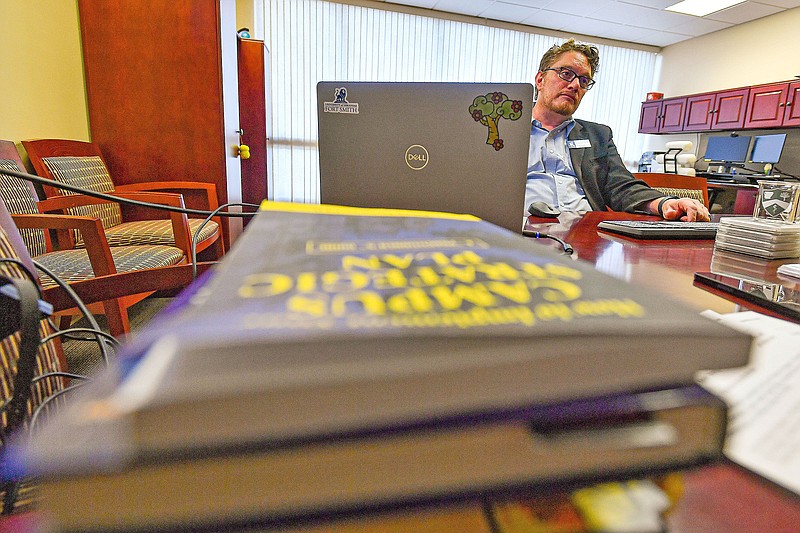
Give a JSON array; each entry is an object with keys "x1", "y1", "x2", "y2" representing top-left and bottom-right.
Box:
[
  {"x1": 323, "y1": 87, "x2": 359, "y2": 114},
  {"x1": 469, "y1": 92, "x2": 524, "y2": 151}
]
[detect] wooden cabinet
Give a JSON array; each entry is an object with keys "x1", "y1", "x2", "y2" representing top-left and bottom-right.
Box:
[
  {"x1": 684, "y1": 93, "x2": 715, "y2": 131},
  {"x1": 744, "y1": 81, "x2": 800, "y2": 129},
  {"x1": 785, "y1": 81, "x2": 800, "y2": 127},
  {"x1": 237, "y1": 38, "x2": 270, "y2": 215},
  {"x1": 638, "y1": 97, "x2": 686, "y2": 133},
  {"x1": 638, "y1": 100, "x2": 662, "y2": 133},
  {"x1": 744, "y1": 83, "x2": 787, "y2": 128},
  {"x1": 660, "y1": 97, "x2": 687, "y2": 132},
  {"x1": 640, "y1": 80, "x2": 797, "y2": 134},
  {"x1": 711, "y1": 88, "x2": 749, "y2": 130},
  {"x1": 77, "y1": 0, "x2": 242, "y2": 248}
]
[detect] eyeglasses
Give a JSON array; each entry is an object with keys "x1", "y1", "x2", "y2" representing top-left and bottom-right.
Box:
[{"x1": 543, "y1": 67, "x2": 596, "y2": 90}]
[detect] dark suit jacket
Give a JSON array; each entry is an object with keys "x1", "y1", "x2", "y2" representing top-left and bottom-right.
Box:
[{"x1": 568, "y1": 119, "x2": 664, "y2": 212}]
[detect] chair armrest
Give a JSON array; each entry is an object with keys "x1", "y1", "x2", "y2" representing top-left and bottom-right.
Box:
[
  {"x1": 37, "y1": 191, "x2": 184, "y2": 212},
  {"x1": 41, "y1": 262, "x2": 217, "y2": 311},
  {"x1": 10, "y1": 214, "x2": 117, "y2": 277},
  {"x1": 115, "y1": 181, "x2": 220, "y2": 211},
  {"x1": 37, "y1": 192, "x2": 193, "y2": 257}
]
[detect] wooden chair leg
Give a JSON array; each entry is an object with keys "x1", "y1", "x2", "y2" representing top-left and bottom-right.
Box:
[
  {"x1": 213, "y1": 235, "x2": 225, "y2": 259},
  {"x1": 101, "y1": 299, "x2": 130, "y2": 338},
  {"x1": 58, "y1": 315, "x2": 73, "y2": 331}
]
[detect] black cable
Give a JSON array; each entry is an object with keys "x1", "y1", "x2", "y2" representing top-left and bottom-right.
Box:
[
  {"x1": 28, "y1": 383, "x2": 87, "y2": 433},
  {"x1": 0, "y1": 274, "x2": 39, "y2": 515},
  {"x1": 191, "y1": 202, "x2": 260, "y2": 279},
  {"x1": 48, "y1": 322, "x2": 103, "y2": 342},
  {"x1": 0, "y1": 166, "x2": 259, "y2": 219},
  {"x1": 522, "y1": 229, "x2": 574, "y2": 255},
  {"x1": 31, "y1": 372, "x2": 90, "y2": 384},
  {"x1": 30, "y1": 259, "x2": 113, "y2": 366},
  {"x1": 40, "y1": 327, "x2": 121, "y2": 349},
  {"x1": 774, "y1": 165, "x2": 799, "y2": 179}
]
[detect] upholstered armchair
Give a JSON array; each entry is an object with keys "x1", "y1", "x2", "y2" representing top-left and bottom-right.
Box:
[
  {"x1": 0, "y1": 142, "x2": 186, "y2": 337},
  {"x1": 22, "y1": 139, "x2": 223, "y2": 259},
  {"x1": 634, "y1": 173, "x2": 709, "y2": 208}
]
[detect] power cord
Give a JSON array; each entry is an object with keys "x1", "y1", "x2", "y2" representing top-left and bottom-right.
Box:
[
  {"x1": 29, "y1": 259, "x2": 114, "y2": 366},
  {"x1": 0, "y1": 274, "x2": 41, "y2": 514},
  {"x1": 1, "y1": 166, "x2": 263, "y2": 280},
  {"x1": 40, "y1": 328, "x2": 120, "y2": 349},
  {"x1": 0, "y1": 265, "x2": 104, "y2": 513},
  {"x1": 0, "y1": 166, "x2": 258, "y2": 219},
  {"x1": 774, "y1": 165, "x2": 798, "y2": 179},
  {"x1": 522, "y1": 229, "x2": 574, "y2": 255},
  {"x1": 191, "y1": 202, "x2": 260, "y2": 278}
]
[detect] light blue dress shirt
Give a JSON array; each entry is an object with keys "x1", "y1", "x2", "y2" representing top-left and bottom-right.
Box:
[{"x1": 525, "y1": 119, "x2": 592, "y2": 214}]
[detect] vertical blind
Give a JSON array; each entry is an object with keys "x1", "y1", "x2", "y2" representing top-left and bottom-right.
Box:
[{"x1": 264, "y1": 0, "x2": 657, "y2": 203}]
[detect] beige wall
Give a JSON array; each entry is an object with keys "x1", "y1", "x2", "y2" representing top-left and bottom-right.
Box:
[
  {"x1": 642, "y1": 6, "x2": 800, "y2": 159},
  {"x1": 0, "y1": 0, "x2": 256, "y2": 151},
  {"x1": 657, "y1": 6, "x2": 800, "y2": 96},
  {"x1": 2, "y1": 1, "x2": 794, "y2": 156},
  {"x1": 0, "y1": 0, "x2": 89, "y2": 144}
]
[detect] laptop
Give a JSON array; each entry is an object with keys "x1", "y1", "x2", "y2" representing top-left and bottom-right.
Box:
[
  {"x1": 317, "y1": 82, "x2": 534, "y2": 233},
  {"x1": 597, "y1": 220, "x2": 719, "y2": 239}
]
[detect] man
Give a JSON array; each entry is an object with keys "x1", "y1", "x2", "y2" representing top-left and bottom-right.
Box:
[{"x1": 526, "y1": 40, "x2": 710, "y2": 222}]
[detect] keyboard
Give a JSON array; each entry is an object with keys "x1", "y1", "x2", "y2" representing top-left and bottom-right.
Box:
[
  {"x1": 696, "y1": 172, "x2": 754, "y2": 183},
  {"x1": 597, "y1": 220, "x2": 719, "y2": 240}
]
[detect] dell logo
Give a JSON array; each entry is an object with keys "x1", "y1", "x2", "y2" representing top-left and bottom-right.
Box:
[{"x1": 405, "y1": 145, "x2": 429, "y2": 170}]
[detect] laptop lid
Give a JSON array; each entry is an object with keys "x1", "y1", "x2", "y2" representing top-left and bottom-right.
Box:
[{"x1": 317, "y1": 82, "x2": 533, "y2": 233}]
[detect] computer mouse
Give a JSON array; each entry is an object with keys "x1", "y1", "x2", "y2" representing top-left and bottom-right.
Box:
[{"x1": 528, "y1": 201, "x2": 561, "y2": 218}]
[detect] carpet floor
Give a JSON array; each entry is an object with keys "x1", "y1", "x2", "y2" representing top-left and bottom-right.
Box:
[{"x1": 60, "y1": 296, "x2": 171, "y2": 376}]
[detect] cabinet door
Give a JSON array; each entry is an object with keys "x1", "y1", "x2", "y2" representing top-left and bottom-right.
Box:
[
  {"x1": 744, "y1": 83, "x2": 789, "y2": 129},
  {"x1": 660, "y1": 97, "x2": 687, "y2": 132},
  {"x1": 638, "y1": 100, "x2": 662, "y2": 133},
  {"x1": 783, "y1": 81, "x2": 800, "y2": 127},
  {"x1": 711, "y1": 88, "x2": 749, "y2": 130},
  {"x1": 684, "y1": 93, "x2": 715, "y2": 131},
  {"x1": 238, "y1": 38, "x2": 269, "y2": 213}
]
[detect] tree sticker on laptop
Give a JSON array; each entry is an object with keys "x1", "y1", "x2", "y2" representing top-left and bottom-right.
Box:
[{"x1": 469, "y1": 92, "x2": 524, "y2": 151}]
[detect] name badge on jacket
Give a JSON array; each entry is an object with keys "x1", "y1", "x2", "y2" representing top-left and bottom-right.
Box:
[
  {"x1": 567, "y1": 139, "x2": 592, "y2": 148},
  {"x1": 567, "y1": 139, "x2": 591, "y2": 149}
]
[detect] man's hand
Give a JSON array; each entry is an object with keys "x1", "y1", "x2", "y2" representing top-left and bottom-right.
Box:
[
  {"x1": 645, "y1": 197, "x2": 710, "y2": 221},
  {"x1": 657, "y1": 197, "x2": 711, "y2": 222}
]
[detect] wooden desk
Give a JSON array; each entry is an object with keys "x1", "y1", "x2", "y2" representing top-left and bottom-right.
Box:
[
  {"x1": 524, "y1": 211, "x2": 734, "y2": 314},
  {"x1": 525, "y1": 211, "x2": 800, "y2": 531},
  {"x1": 3, "y1": 212, "x2": 798, "y2": 532}
]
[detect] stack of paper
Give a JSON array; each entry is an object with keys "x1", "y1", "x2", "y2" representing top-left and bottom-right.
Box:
[{"x1": 714, "y1": 217, "x2": 800, "y2": 259}]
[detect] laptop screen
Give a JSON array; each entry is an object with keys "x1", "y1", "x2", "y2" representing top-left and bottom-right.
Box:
[{"x1": 317, "y1": 82, "x2": 534, "y2": 233}]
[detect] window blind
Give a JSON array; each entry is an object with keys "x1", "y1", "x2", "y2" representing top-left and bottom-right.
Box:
[{"x1": 264, "y1": 0, "x2": 657, "y2": 203}]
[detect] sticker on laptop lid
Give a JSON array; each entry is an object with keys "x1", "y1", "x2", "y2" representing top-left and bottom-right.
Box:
[
  {"x1": 469, "y1": 92, "x2": 523, "y2": 151},
  {"x1": 323, "y1": 87, "x2": 359, "y2": 114}
]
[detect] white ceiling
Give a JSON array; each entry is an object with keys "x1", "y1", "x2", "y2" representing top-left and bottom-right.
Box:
[{"x1": 377, "y1": 0, "x2": 800, "y2": 48}]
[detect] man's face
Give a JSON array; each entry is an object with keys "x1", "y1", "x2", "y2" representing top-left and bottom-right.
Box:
[{"x1": 535, "y1": 51, "x2": 592, "y2": 118}]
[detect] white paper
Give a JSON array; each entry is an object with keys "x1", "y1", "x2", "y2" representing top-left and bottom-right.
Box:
[{"x1": 697, "y1": 310, "x2": 800, "y2": 494}]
